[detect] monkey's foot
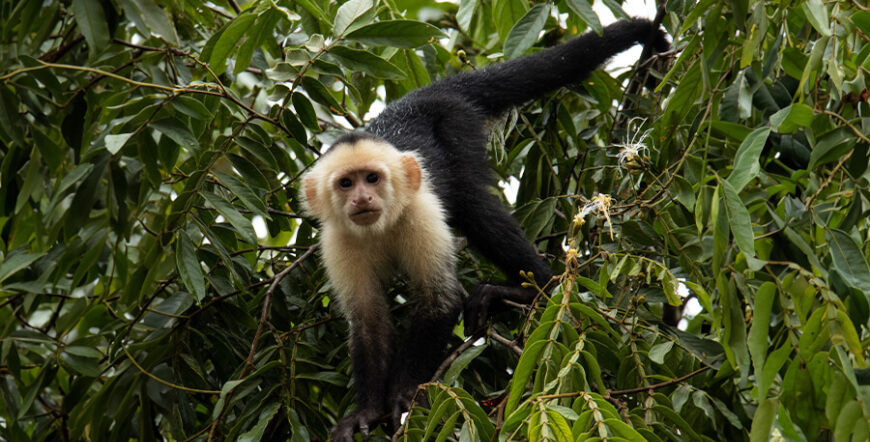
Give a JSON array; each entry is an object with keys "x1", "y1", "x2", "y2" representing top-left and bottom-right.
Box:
[
  {"x1": 330, "y1": 408, "x2": 382, "y2": 442},
  {"x1": 388, "y1": 384, "x2": 425, "y2": 432}
]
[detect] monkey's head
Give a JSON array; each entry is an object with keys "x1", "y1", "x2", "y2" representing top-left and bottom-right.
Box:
[{"x1": 301, "y1": 133, "x2": 423, "y2": 236}]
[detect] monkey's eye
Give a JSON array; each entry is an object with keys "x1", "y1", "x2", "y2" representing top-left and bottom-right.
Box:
[
  {"x1": 339, "y1": 178, "x2": 353, "y2": 188},
  {"x1": 366, "y1": 173, "x2": 379, "y2": 184}
]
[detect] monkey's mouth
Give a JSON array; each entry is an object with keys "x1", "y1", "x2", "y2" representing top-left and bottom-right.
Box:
[{"x1": 350, "y1": 209, "x2": 382, "y2": 225}]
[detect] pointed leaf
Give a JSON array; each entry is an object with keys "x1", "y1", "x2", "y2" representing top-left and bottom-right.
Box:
[
  {"x1": 202, "y1": 191, "x2": 258, "y2": 246},
  {"x1": 333, "y1": 0, "x2": 373, "y2": 36},
  {"x1": 213, "y1": 171, "x2": 270, "y2": 220},
  {"x1": 827, "y1": 229, "x2": 870, "y2": 294},
  {"x1": 565, "y1": 0, "x2": 602, "y2": 34},
  {"x1": 504, "y1": 4, "x2": 549, "y2": 60},
  {"x1": 209, "y1": 13, "x2": 256, "y2": 71},
  {"x1": 176, "y1": 231, "x2": 206, "y2": 302},
  {"x1": 721, "y1": 181, "x2": 755, "y2": 256},
  {"x1": 345, "y1": 20, "x2": 445, "y2": 48},
  {"x1": 0, "y1": 253, "x2": 45, "y2": 285},
  {"x1": 327, "y1": 45, "x2": 406, "y2": 79},
  {"x1": 71, "y1": 0, "x2": 110, "y2": 54},
  {"x1": 152, "y1": 118, "x2": 199, "y2": 151},
  {"x1": 726, "y1": 127, "x2": 769, "y2": 192},
  {"x1": 105, "y1": 133, "x2": 134, "y2": 155}
]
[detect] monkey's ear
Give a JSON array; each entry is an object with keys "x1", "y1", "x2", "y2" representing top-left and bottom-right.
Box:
[
  {"x1": 402, "y1": 155, "x2": 422, "y2": 193},
  {"x1": 302, "y1": 174, "x2": 322, "y2": 218}
]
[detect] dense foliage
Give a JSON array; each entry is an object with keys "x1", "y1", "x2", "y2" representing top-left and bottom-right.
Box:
[{"x1": 2, "y1": 0, "x2": 870, "y2": 440}]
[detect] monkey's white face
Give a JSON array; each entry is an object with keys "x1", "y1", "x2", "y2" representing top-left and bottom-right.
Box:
[
  {"x1": 301, "y1": 138, "x2": 423, "y2": 238},
  {"x1": 334, "y1": 168, "x2": 388, "y2": 227}
]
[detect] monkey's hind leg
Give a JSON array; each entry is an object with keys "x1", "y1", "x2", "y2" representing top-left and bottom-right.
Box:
[
  {"x1": 387, "y1": 282, "x2": 463, "y2": 430},
  {"x1": 331, "y1": 293, "x2": 396, "y2": 442}
]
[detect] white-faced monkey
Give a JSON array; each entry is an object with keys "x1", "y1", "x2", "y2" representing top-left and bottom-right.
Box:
[{"x1": 301, "y1": 18, "x2": 669, "y2": 441}]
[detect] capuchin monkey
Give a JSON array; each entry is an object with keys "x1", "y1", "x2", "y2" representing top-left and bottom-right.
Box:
[{"x1": 301, "y1": 18, "x2": 669, "y2": 441}]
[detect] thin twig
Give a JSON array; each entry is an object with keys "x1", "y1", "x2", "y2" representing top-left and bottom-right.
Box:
[
  {"x1": 430, "y1": 329, "x2": 486, "y2": 382},
  {"x1": 242, "y1": 244, "x2": 319, "y2": 375},
  {"x1": 608, "y1": 365, "x2": 711, "y2": 397},
  {"x1": 207, "y1": 245, "x2": 319, "y2": 440},
  {"x1": 489, "y1": 330, "x2": 523, "y2": 356}
]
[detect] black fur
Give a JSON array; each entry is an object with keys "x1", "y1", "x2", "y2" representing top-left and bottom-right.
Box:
[{"x1": 330, "y1": 18, "x2": 668, "y2": 441}]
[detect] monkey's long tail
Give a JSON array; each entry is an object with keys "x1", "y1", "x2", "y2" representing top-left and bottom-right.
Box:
[{"x1": 431, "y1": 18, "x2": 669, "y2": 116}]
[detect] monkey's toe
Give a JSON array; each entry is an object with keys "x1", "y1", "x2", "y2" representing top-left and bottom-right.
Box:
[{"x1": 330, "y1": 408, "x2": 382, "y2": 442}]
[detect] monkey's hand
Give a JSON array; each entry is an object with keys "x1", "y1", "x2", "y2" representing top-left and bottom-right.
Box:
[
  {"x1": 464, "y1": 284, "x2": 540, "y2": 335},
  {"x1": 330, "y1": 408, "x2": 382, "y2": 442},
  {"x1": 463, "y1": 285, "x2": 499, "y2": 336}
]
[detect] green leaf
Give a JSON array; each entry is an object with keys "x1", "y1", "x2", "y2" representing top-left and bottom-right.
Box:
[
  {"x1": 208, "y1": 13, "x2": 257, "y2": 71},
  {"x1": 801, "y1": 0, "x2": 832, "y2": 37},
  {"x1": 750, "y1": 398, "x2": 779, "y2": 442},
  {"x1": 61, "y1": 352, "x2": 102, "y2": 377},
  {"x1": 213, "y1": 171, "x2": 270, "y2": 220},
  {"x1": 333, "y1": 0, "x2": 373, "y2": 37},
  {"x1": 834, "y1": 400, "x2": 863, "y2": 442},
  {"x1": 651, "y1": 405, "x2": 702, "y2": 440},
  {"x1": 0, "y1": 86, "x2": 25, "y2": 146},
  {"x1": 748, "y1": 282, "x2": 776, "y2": 397},
  {"x1": 769, "y1": 103, "x2": 813, "y2": 134},
  {"x1": 604, "y1": 418, "x2": 646, "y2": 441},
  {"x1": 506, "y1": 321, "x2": 555, "y2": 414},
  {"x1": 726, "y1": 127, "x2": 769, "y2": 192},
  {"x1": 648, "y1": 341, "x2": 674, "y2": 364},
  {"x1": 798, "y1": 36, "x2": 829, "y2": 95},
  {"x1": 721, "y1": 275, "x2": 750, "y2": 378},
  {"x1": 119, "y1": 0, "x2": 179, "y2": 45},
  {"x1": 172, "y1": 96, "x2": 214, "y2": 120},
  {"x1": 202, "y1": 191, "x2": 258, "y2": 246},
  {"x1": 71, "y1": 0, "x2": 110, "y2": 54},
  {"x1": 493, "y1": 0, "x2": 528, "y2": 41},
  {"x1": 565, "y1": 0, "x2": 602, "y2": 35},
  {"x1": 301, "y1": 77, "x2": 342, "y2": 113},
  {"x1": 827, "y1": 229, "x2": 870, "y2": 294},
  {"x1": 504, "y1": 4, "x2": 549, "y2": 60},
  {"x1": 545, "y1": 410, "x2": 574, "y2": 440},
  {"x1": 662, "y1": 60, "x2": 702, "y2": 134},
  {"x1": 852, "y1": 11, "x2": 870, "y2": 36},
  {"x1": 0, "y1": 252, "x2": 45, "y2": 285},
  {"x1": 345, "y1": 20, "x2": 445, "y2": 48},
  {"x1": 443, "y1": 344, "x2": 486, "y2": 385},
  {"x1": 456, "y1": 0, "x2": 477, "y2": 33},
  {"x1": 15, "y1": 156, "x2": 41, "y2": 214},
  {"x1": 152, "y1": 118, "x2": 199, "y2": 151},
  {"x1": 281, "y1": 111, "x2": 308, "y2": 143},
  {"x1": 64, "y1": 346, "x2": 103, "y2": 358},
  {"x1": 292, "y1": 93, "x2": 320, "y2": 131},
  {"x1": 327, "y1": 45, "x2": 406, "y2": 79},
  {"x1": 720, "y1": 181, "x2": 755, "y2": 256},
  {"x1": 516, "y1": 198, "x2": 556, "y2": 242},
  {"x1": 809, "y1": 127, "x2": 854, "y2": 170},
  {"x1": 238, "y1": 403, "x2": 281, "y2": 442},
  {"x1": 720, "y1": 70, "x2": 751, "y2": 121},
  {"x1": 176, "y1": 231, "x2": 206, "y2": 302},
  {"x1": 105, "y1": 133, "x2": 134, "y2": 155},
  {"x1": 64, "y1": 158, "x2": 107, "y2": 238}
]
